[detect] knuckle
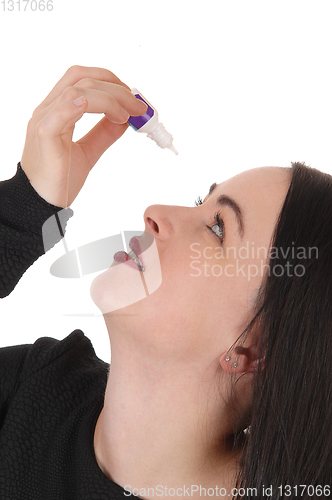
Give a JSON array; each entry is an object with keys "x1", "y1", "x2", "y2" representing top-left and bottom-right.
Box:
[
  {"x1": 75, "y1": 77, "x2": 95, "y2": 89},
  {"x1": 36, "y1": 120, "x2": 49, "y2": 137},
  {"x1": 61, "y1": 86, "x2": 79, "y2": 102},
  {"x1": 36, "y1": 107, "x2": 65, "y2": 137},
  {"x1": 27, "y1": 115, "x2": 38, "y2": 129},
  {"x1": 65, "y1": 65, "x2": 85, "y2": 79},
  {"x1": 31, "y1": 105, "x2": 42, "y2": 118},
  {"x1": 51, "y1": 107, "x2": 66, "y2": 124},
  {"x1": 31, "y1": 102, "x2": 47, "y2": 120}
]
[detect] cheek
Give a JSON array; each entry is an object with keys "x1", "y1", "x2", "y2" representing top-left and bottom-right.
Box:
[
  {"x1": 185, "y1": 255, "x2": 258, "y2": 336},
  {"x1": 154, "y1": 258, "x2": 250, "y2": 327}
]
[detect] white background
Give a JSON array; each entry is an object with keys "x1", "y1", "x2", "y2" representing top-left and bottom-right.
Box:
[{"x1": 0, "y1": 0, "x2": 331, "y2": 361}]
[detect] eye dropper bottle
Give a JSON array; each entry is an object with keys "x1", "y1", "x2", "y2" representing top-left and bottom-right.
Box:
[{"x1": 127, "y1": 88, "x2": 178, "y2": 155}]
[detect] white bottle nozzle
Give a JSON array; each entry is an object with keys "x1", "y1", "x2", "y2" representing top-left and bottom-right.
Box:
[
  {"x1": 147, "y1": 122, "x2": 178, "y2": 155},
  {"x1": 167, "y1": 143, "x2": 179, "y2": 155}
]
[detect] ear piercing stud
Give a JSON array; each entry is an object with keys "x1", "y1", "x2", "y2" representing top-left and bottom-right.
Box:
[
  {"x1": 225, "y1": 356, "x2": 237, "y2": 368},
  {"x1": 225, "y1": 355, "x2": 238, "y2": 368}
]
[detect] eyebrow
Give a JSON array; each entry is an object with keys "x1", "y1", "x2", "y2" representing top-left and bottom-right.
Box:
[{"x1": 206, "y1": 182, "x2": 244, "y2": 238}]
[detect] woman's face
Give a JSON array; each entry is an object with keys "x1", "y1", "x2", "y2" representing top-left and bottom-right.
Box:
[{"x1": 91, "y1": 167, "x2": 290, "y2": 361}]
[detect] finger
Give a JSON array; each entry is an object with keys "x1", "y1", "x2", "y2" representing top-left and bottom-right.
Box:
[
  {"x1": 36, "y1": 96, "x2": 88, "y2": 162},
  {"x1": 74, "y1": 78, "x2": 147, "y2": 116},
  {"x1": 57, "y1": 85, "x2": 143, "y2": 124},
  {"x1": 36, "y1": 65, "x2": 129, "y2": 111},
  {"x1": 76, "y1": 116, "x2": 129, "y2": 167},
  {"x1": 40, "y1": 85, "x2": 133, "y2": 125}
]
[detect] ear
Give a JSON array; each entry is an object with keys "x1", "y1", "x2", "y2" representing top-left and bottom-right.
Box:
[{"x1": 219, "y1": 344, "x2": 264, "y2": 374}]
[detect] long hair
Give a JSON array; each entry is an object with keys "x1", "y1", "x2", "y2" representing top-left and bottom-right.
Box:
[{"x1": 235, "y1": 162, "x2": 332, "y2": 499}]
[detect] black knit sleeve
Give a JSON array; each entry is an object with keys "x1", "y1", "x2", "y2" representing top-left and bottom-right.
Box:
[{"x1": 0, "y1": 163, "x2": 73, "y2": 298}]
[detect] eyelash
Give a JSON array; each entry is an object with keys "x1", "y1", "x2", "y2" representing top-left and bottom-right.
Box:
[
  {"x1": 210, "y1": 212, "x2": 224, "y2": 242},
  {"x1": 194, "y1": 197, "x2": 225, "y2": 243}
]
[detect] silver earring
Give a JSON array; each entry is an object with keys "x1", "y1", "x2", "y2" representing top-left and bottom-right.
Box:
[
  {"x1": 225, "y1": 356, "x2": 231, "y2": 362},
  {"x1": 232, "y1": 362, "x2": 238, "y2": 368}
]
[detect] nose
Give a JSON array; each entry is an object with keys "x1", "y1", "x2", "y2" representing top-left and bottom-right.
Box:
[{"x1": 143, "y1": 205, "x2": 194, "y2": 241}]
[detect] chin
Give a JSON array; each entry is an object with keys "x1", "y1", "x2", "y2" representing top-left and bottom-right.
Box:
[
  {"x1": 90, "y1": 262, "x2": 148, "y2": 314},
  {"x1": 90, "y1": 240, "x2": 162, "y2": 315}
]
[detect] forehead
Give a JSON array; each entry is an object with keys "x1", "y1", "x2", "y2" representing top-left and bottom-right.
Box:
[
  {"x1": 216, "y1": 167, "x2": 291, "y2": 242},
  {"x1": 220, "y1": 166, "x2": 290, "y2": 195}
]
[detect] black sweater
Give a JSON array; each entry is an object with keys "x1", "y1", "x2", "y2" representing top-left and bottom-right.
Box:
[{"x1": 0, "y1": 165, "x2": 128, "y2": 499}]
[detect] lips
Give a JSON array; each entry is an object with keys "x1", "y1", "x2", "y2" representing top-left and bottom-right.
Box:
[
  {"x1": 129, "y1": 236, "x2": 141, "y2": 257},
  {"x1": 113, "y1": 236, "x2": 145, "y2": 272}
]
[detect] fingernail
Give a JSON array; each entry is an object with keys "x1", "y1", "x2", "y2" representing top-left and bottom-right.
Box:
[
  {"x1": 73, "y1": 96, "x2": 86, "y2": 107},
  {"x1": 137, "y1": 99, "x2": 147, "y2": 110}
]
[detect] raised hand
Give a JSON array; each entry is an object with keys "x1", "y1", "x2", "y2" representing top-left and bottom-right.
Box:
[{"x1": 21, "y1": 65, "x2": 147, "y2": 207}]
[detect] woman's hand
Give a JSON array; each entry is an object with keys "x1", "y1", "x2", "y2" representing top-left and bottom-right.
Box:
[{"x1": 20, "y1": 66, "x2": 147, "y2": 208}]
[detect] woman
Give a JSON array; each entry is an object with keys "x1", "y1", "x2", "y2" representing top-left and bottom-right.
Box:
[{"x1": 0, "y1": 66, "x2": 331, "y2": 500}]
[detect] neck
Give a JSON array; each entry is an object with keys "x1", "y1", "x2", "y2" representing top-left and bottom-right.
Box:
[{"x1": 94, "y1": 323, "x2": 241, "y2": 498}]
